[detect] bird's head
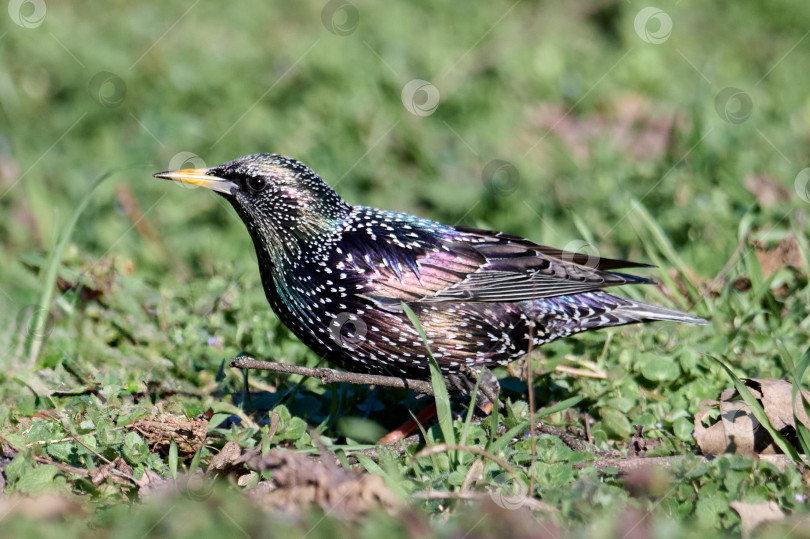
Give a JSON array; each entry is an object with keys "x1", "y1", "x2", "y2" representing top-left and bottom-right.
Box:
[{"x1": 155, "y1": 154, "x2": 351, "y2": 260}]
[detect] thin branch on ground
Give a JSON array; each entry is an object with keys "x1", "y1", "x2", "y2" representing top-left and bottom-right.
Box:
[
  {"x1": 534, "y1": 422, "x2": 618, "y2": 457},
  {"x1": 230, "y1": 356, "x2": 435, "y2": 396},
  {"x1": 232, "y1": 356, "x2": 610, "y2": 456},
  {"x1": 33, "y1": 455, "x2": 90, "y2": 477},
  {"x1": 345, "y1": 435, "x2": 421, "y2": 463}
]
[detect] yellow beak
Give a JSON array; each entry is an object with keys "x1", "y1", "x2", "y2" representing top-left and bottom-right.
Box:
[{"x1": 153, "y1": 168, "x2": 237, "y2": 195}]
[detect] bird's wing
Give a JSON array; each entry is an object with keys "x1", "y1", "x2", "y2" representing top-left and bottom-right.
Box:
[
  {"x1": 430, "y1": 225, "x2": 654, "y2": 302},
  {"x1": 334, "y1": 217, "x2": 654, "y2": 308}
]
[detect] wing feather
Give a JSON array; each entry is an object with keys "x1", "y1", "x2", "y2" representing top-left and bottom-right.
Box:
[{"x1": 335, "y1": 212, "x2": 654, "y2": 307}]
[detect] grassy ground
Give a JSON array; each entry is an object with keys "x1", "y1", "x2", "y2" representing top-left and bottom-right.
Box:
[{"x1": 1, "y1": 0, "x2": 810, "y2": 536}]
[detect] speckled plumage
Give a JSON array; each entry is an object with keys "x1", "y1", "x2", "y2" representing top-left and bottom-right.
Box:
[{"x1": 156, "y1": 154, "x2": 707, "y2": 395}]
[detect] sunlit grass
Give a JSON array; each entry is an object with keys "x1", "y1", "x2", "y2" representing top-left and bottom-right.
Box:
[{"x1": 1, "y1": 0, "x2": 810, "y2": 536}]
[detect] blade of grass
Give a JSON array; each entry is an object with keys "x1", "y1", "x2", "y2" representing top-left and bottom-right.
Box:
[
  {"x1": 628, "y1": 231, "x2": 689, "y2": 307},
  {"x1": 459, "y1": 368, "x2": 484, "y2": 449},
  {"x1": 708, "y1": 355, "x2": 804, "y2": 463},
  {"x1": 408, "y1": 408, "x2": 440, "y2": 473},
  {"x1": 775, "y1": 339, "x2": 796, "y2": 373},
  {"x1": 488, "y1": 419, "x2": 529, "y2": 454},
  {"x1": 789, "y1": 346, "x2": 810, "y2": 458},
  {"x1": 570, "y1": 211, "x2": 598, "y2": 246},
  {"x1": 27, "y1": 170, "x2": 115, "y2": 364},
  {"x1": 335, "y1": 449, "x2": 351, "y2": 470},
  {"x1": 793, "y1": 346, "x2": 810, "y2": 387},
  {"x1": 401, "y1": 302, "x2": 456, "y2": 456},
  {"x1": 168, "y1": 436, "x2": 178, "y2": 479},
  {"x1": 535, "y1": 395, "x2": 585, "y2": 420},
  {"x1": 741, "y1": 246, "x2": 764, "y2": 293},
  {"x1": 629, "y1": 198, "x2": 699, "y2": 300},
  {"x1": 188, "y1": 443, "x2": 204, "y2": 475}
]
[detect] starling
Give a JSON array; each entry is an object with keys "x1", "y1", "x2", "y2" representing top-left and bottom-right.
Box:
[{"x1": 154, "y1": 154, "x2": 706, "y2": 405}]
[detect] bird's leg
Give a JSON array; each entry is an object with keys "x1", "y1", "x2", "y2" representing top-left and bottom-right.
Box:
[{"x1": 377, "y1": 403, "x2": 439, "y2": 445}]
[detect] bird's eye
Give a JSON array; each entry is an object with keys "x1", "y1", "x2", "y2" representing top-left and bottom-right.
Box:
[{"x1": 245, "y1": 176, "x2": 268, "y2": 193}]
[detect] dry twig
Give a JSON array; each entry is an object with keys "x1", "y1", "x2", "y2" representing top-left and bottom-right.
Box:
[{"x1": 230, "y1": 356, "x2": 435, "y2": 396}]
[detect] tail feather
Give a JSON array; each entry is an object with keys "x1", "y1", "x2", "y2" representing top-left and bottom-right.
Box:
[
  {"x1": 579, "y1": 291, "x2": 708, "y2": 330},
  {"x1": 611, "y1": 299, "x2": 708, "y2": 325}
]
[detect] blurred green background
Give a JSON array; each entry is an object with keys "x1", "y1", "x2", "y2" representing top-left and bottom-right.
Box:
[
  {"x1": 2, "y1": 0, "x2": 807, "y2": 300},
  {"x1": 2, "y1": 0, "x2": 810, "y2": 535}
]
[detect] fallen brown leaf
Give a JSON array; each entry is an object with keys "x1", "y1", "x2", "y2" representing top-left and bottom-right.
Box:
[
  {"x1": 744, "y1": 175, "x2": 790, "y2": 207},
  {"x1": 753, "y1": 236, "x2": 804, "y2": 279},
  {"x1": 695, "y1": 379, "x2": 810, "y2": 455},
  {"x1": 243, "y1": 449, "x2": 398, "y2": 519},
  {"x1": 729, "y1": 500, "x2": 785, "y2": 538},
  {"x1": 207, "y1": 440, "x2": 243, "y2": 475},
  {"x1": 695, "y1": 396, "x2": 760, "y2": 455},
  {"x1": 747, "y1": 379, "x2": 810, "y2": 437},
  {"x1": 237, "y1": 471, "x2": 257, "y2": 487},
  {"x1": 129, "y1": 413, "x2": 207, "y2": 457}
]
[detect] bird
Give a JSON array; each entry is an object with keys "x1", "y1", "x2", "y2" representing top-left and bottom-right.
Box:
[{"x1": 154, "y1": 154, "x2": 707, "y2": 438}]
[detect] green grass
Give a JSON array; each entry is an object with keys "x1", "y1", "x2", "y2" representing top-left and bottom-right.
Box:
[{"x1": 2, "y1": 0, "x2": 810, "y2": 536}]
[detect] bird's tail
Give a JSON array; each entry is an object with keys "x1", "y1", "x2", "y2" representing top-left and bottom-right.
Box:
[{"x1": 594, "y1": 291, "x2": 708, "y2": 326}]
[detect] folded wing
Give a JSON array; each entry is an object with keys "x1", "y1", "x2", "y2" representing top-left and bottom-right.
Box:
[{"x1": 338, "y1": 220, "x2": 655, "y2": 308}]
